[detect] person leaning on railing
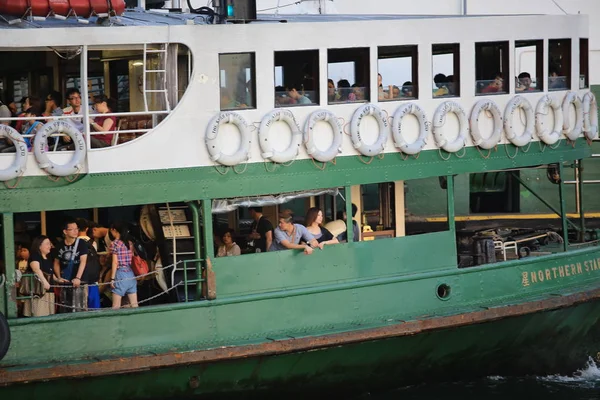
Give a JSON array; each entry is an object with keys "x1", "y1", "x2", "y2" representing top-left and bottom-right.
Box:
[
  {"x1": 269, "y1": 210, "x2": 319, "y2": 255},
  {"x1": 22, "y1": 236, "x2": 56, "y2": 317}
]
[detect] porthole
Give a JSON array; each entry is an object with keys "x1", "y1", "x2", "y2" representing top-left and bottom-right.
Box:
[{"x1": 436, "y1": 283, "x2": 451, "y2": 300}]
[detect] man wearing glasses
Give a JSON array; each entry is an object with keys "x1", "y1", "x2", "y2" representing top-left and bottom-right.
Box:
[
  {"x1": 54, "y1": 219, "x2": 89, "y2": 313},
  {"x1": 63, "y1": 88, "x2": 85, "y2": 132}
]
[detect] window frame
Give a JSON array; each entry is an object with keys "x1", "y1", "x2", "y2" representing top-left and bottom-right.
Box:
[
  {"x1": 548, "y1": 38, "x2": 572, "y2": 92},
  {"x1": 327, "y1": 47, "x2": 371, "y2": 104},
  {"x1": 580, "y1": 38, "x2": 589, "y2": 89},
  {"x1": 432, "y1": 43, "x2": 460, "y2": 98},
  {"x1": 474, "y1": 41, "x2": 510, "y2": 96},
  {"x1": 273, "y1": 49, "x2": 320, "y2": 108},
  {"x1": 515, "y1": 39, "x2": 544, "y2": 93},
  {"x1": 377, "y1": 44, "x2": 419, "y2": 102},
  {"x1": 218, "y1": 52, "x2": 256, "y2": 111}
]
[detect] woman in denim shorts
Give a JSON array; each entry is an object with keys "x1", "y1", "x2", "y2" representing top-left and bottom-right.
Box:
[{"x1": 109, "y1": 222, "x2": 138, "y2": 309}]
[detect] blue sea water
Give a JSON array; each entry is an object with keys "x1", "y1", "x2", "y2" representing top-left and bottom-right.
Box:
[{"x1": 351, "y1": 358, "x2": 600, "y2": 400}]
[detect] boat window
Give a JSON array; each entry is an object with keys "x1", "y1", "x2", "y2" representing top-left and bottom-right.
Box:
[
  {"x1": 432, "y1": 43, "x2": 460, "y2": 98},
  {"x1": 548, "y1": 39, "x2": 571, "y2": 91},
  {"x1": 515, "y1": 40, "x2": 543, "y2": 93},
  {"x1": 219, "y1": 52, "x2": 256, "y2": 110},
  {"x1": 469, "y1": 172, "x2": 520, "y2": 213},
  {"x1": 404, "y1": 178, "x2": 449, "y2": 236},
  {"x1": 327, "y1": 47, "x2": 370, "y2": 104},
  {"x1": 377, "y1": 45, "x2": 418, "y2": 101},
  {"x1": 475, "y1": 41, "x2": 509, "y2": 95},
  {"x1": 580, "y1": 38, "x2": 589, "y2": 89},
  {"x1": 274, "y1": 50, "x2": 319, "y2": 107}
]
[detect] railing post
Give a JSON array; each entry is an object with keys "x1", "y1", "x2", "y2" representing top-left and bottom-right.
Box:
[
  {"x1": 446, "y1": 175, "x2": 456, "y2": 236},
  {"x1": 577, "y1": 159, "x2": 585, "y2": 242},
  {"x1": 187, "y1": 201, "x2": 203, "y2": 300},
  {"x1": 80, "y1": 45, "x2": 91, "y2": 151},
  {"x1": 558, "y1": 162, "x2": 569, "y2": 251},
  {"x1": 2, "y1": 213, "x2": 17, "y2": 318},
  {"x1": 344, "y1": 186, "x2": 353, "y2": 242}
]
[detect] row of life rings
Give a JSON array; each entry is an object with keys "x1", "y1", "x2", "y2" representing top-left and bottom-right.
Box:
[
  {"x1": 0, "y1": 120, "x2": 86, "y2": 182},
  {"x1": 206, "y1": 91, "x2": 598, "y2": 166}
]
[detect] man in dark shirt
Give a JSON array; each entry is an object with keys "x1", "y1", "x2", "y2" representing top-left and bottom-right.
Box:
[
  {"x1": 54, "y1": 219, "x2": 89, "y2": 312},
  {"x1": 336, "y1": 203, "x2": 360, "y2": 242},
  {"x1": 248, "y1": 207, "x2": 273, "y2": 253}
]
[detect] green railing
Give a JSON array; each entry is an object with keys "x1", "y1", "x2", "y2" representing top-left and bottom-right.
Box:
[{"x1": 181, "y1": 258, "x2": 206, "y2": 302}]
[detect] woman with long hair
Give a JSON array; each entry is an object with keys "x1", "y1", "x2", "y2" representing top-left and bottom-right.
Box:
[
  {"x1": 304, "y1": 207, "x2": 338, "y2": 248},
  {"x1": 109, "y1": 222, "x2": 138, "y2": 309},
  {"x1": 89, "y1": 94, "x2": 116, "y2": 148},
  {"x1": 22, "y1": 236, "x2": 56, "y2": 317}
]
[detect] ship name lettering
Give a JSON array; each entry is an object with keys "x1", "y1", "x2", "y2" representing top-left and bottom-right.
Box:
[{"x1": 522, "y1": 258, "x2": 598, "y2": 287}]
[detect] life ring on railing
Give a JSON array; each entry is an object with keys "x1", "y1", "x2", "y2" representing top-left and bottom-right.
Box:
[
  {"x1": 205, "y1": 112, "x2": 251, "y2": 166},
  {"x1": 304, "y1": 110, "x2": 343, "y2": 163},
  {"x1": 0, "y1": 125, "x2": 28, "y2": 182},
  {"x1": 535, "y1": 95, "x2": 563, "y2": 145},
  {"x1": 34, "y1": 120, "x2": 86, "y2": 177},
  {"x1": 349, "y1": 104, "x2": 389, "y2": 156},
  {"x1": 582, "y1": 92, "x2": 598, "y2": 140},
  {"x1": 469, "y1": 100, "x2": 503, "y2": 150},
  {"x1": 433, "y1": 101, "x2": 468, "y2": 153},
  {"x1": 258, "y1": 109, "x2": 302, "y2": 163},
  {"x1": 503, "y1": 96, "x2": 534, "y2": 147},
  {"x1": 0, "y1": 311, "x2": 9, "y2": 362},
  {"x1": 391, "y1": 103, "x2": 429, "y2": 155},
  {"x1": 562, "y1": 91, "x2": 584, "y2": 141}
]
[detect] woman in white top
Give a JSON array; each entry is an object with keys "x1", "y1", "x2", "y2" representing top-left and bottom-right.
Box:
[{"x1": 217, "y1": 229, "x2": 241, "y2": 257}]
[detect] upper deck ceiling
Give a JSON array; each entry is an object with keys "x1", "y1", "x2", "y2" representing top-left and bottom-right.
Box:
[{"x1": 0, "y1": 10, "x2": 547, "y2": 30}]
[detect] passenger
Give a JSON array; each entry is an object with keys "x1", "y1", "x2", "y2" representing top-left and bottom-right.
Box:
[
  {"x1": 91, "y1": 223, "x2": 112, "y2": 253},
  {"x1": 21, "y1": 107, "x2": 44, "y2": 151},
  {"x1": 401, "y1": 81, "x2": 413, "y2": 98},
  {"x1": 0, "y1": 101, "x2": 10, "y2": 126},
  {"x1": 352, "y1": 83, "x2": 365, "y2": 101},
  {"x1": 336, "y1": 203, "x2": 360, "y2": 242},
  {"x1": 15, "y1": 96, "x2": 33, "y2": 133},
  {"x1": 446, "y1": 75, "x2": 455, "y2": 95},
  {"x1": 6, "y1": 99, "x2": 17, "y2": 129},
  {"x1": 22, "y1": 236, "x2": 56, "y2": 317},
  {"x1": 248, "y1": 206, "x2": 273, "y2": 253},
  {"x1": 378, "y1": 73, "x2": 387, "y2": 101},
  {"x1": 217, "y1": 229, "x2": 241, "y2": 257},
  {"x1": 327, "y1": 79, "x2": 340, "y2": 102},
  {"x1": 54, "y1": 219, "x2": 89, "y2": 313},
  {"x1": 390, "y1": 85, "x2": 401, "y2": 99},
  {"x1": 109, "y1": 222, "x2": 138, "y2": 309},
  {"x1": 16, "y1": 244, "x2": 29, "y2": 274},
  {"x1": 304, "y1": 207, "x2": 339, "y2": 248},
  {"x1": 516, "y1": 72, "x2": 533, "y2": 92},
  {"x1": 481, "y1": 73, "x2": 504, "y2": 94},
  {"x1": 549, "y1": 68, "x2": 566, "y2": 89},
  {"x1": 89, "y1": 94, "x2": 116, "y2": 148},
  {"x1": 337, "y1": 79, "x2": 356, "y2": 101},
  {"x1": 42, "y1": 91, "x2": 63, "y2": 118},
  {"x1": 76, "y1": 218, "x2": 101, "y2": 310},
  {"x1": 269, "y1": 209, "x2": 318, "y2": 254},
  {"x1": 275, "y1": 86, "x2": 293, "y2": 106},
  {"x1": 433, "y1": 74, "x2": 449, "y2": 97},
  {"x1": 63, "y1": 88, "x2": 85, "y2": 132},
  {"x1": 286, "y1": 83, "x2": 312, "y2": 105}
]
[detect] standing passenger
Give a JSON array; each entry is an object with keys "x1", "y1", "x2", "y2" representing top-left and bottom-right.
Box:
[
  {"x1": 248, "y1": 207, "x2": 273, "y2": 253},
  {"x1": 22, "y1": 236, "x2": 56, "y2": 317},
  {"x1": 54, "y1": 219, "x2": 89, "y2": 313},
  {"x1": 109, "y1": 222, "x2": 138, "y2": 309}
]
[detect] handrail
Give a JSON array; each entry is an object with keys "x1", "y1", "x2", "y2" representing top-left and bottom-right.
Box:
[{"x1": 181, "y1": 258, "x2": 206, "y2": 302}]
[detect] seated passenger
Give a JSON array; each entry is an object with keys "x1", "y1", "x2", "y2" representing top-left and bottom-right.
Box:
[
  {"x1": 481, "y1": 73, "x2": 504, "y2": 94},
  {"x1": 63, "y1": 88, "x2": 85, "y2": 132},
  {"x1": 446, "y1": 75, "x2": 456, "y2": 95},
  {"x1": 2, "y1": 107, "x2": 43, "y2": 153},
  {"x1": 401, "y1": 81, "x2": 413, "y2": 98},
  {"x1": 337, "y1": 79, "x2": 356, "y2": 101},
  {"x1": 286, "y1": 83, "x2": 312, "y2": 105},
  {"x1": 305, "y1": 207, "x2": 338, "y2": 248},
  {"x1": 516, "y1": 72, "x2": 533, "y2": 92},
  {"x1": 217, "y1": 229, "x2": 241, "y2": 257},
  {"x1": 43, "y1": 91, "x2": 64, "y2": 118},
  {"x1": 336, "y1": 203, "x2": 360, "y2": 242},
  {"x1": 328, "y1": 79, "x2": 340, "y2": 103},
  {"x1": 390, "y1": 85, "x2": 401, "y2": 99},
  {"x1": 275, "y1": 86, "x2": 295, "y2": 106},
  {"x1": 352, "y1": 83, "x2": 365, "y2": 101},
  {"x1": 549, "y1": 68, "x2": 567, "y2": 90},
  {"x1": 89, "y1": 94, "x2": 116, "y2": 148},
  {"x1": 378, "y1": 73, "x2": 388, "y2": 101},
  {"x1": 269, "y1": 209, "x2": 318, "y2": 254},
  {"x1": 433, "y1": 74, "x2": 449, "y2": 97}
]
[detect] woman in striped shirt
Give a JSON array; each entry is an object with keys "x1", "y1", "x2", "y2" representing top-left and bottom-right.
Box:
[{"x1": 109, "y1": 222, "x2": 138, "y2": 309}]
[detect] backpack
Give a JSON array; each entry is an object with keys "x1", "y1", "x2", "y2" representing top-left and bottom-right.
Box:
[{"x1": 82, "y1": 239, "x2": 101, "y2": 283}]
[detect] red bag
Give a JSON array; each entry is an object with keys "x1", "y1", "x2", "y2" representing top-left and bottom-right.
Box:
[{"x1": 131, "y1": 254, "x2": 149, "y2": 277}]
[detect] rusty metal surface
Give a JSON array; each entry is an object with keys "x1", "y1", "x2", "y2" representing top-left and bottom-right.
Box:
[{"x1": 2, "y1": 287, "x2": 600, "y2": 386}]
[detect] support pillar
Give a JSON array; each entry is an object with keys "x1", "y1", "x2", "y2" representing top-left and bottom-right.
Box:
[{"x1": 558, "y1": 163, "x2": 569, "y2": 251}]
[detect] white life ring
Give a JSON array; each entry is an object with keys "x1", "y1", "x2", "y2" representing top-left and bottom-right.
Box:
[
  {"x1": 503, "y1": 96, "x2": 534, "y2": 147},
  {"x1": 34, "y1": 120, "x2": 86, "y2": 177},
  {"x1": 535, "y1": 95, "x2": 563, "y2": 145},
  {"x1": 0, "y1": 125, "x2": 28, "y2": 181},
  {"x1": 469, "y1": 100, "x2": 503, "y2": 150},
  {"x1": 391, "y1": 103, "x2": 429, "y2": 155},
  {"x1": 349, "y1": 104, "x2": 389, "y2": 156},
  {"x1": 432, "y1": 101, "x2": 468, "y2": 153},
  {"x1": 205, "y1": 112, "x2": 251, "y2": 166},
  {"x1": 562, "y1": 91, "x2": 584, "y2": 141},
  {"x1": 582, "y1": 92, "x2": 598, "y2": 140},
  {"x1": 304, "y1": 110, "x2": 343, "y2": 163},
  {"x1": 258, "y1": 109, "x2": 302, "y2": 163}
]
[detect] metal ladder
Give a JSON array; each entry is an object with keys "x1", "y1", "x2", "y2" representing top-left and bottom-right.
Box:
[{"x1": 142, "y1": 43, "x2": 171, "y2": 113}]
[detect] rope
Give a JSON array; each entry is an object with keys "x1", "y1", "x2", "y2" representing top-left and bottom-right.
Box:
[
  {"x1": 214, "y1": 165, "x2": 229, "y2": 175},
  {"x1": 3, "y1": 175, "x2": 22, "y2": 189},
  {"x1": 264, "y1": 160, "x2": 277, "y2": 173},
  {"x1": 477, "y1": 147, "x2": 491, "y2": 159},
  {"x1": 282, "y1": 159, "x2": 295, "y2": 167},
  {"x1": 504, "y1": 144, "x2": 518, "y2": 159},
  {"x1": 232, "y1": 163, "x2": 247, "y2": 174},
  {"x1": 538, "y1": 140, "x2": 547, "y2": 153},
  {"x1": 399, "y1": 152, "x2": 409, "y2": 161},
  {"x1": 549, "y1": 138, "x2": 562, "y2": 150},
  {"x1": 455, "y1": 147, "x2": 467, "y2": 159},
  {"x1": 521, "y1": 141, "x2": 532, "y2": 153},
  {"x1": 65, "y1": 172, "x2": 80, "y2": 183},
  {"x1": 358, "y1": 155, "x2": 374, "y2": 165},
  {"x1": 311, "y1": 157, "x2": 326, "y2": 170},
  {"x1": 438, "y1": 148, "x2": 452, "y2": 161}
]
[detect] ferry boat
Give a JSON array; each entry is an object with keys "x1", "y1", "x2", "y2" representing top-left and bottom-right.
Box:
[{"x1": 0, "y1": 1, "x2": 599, "y2": 398}]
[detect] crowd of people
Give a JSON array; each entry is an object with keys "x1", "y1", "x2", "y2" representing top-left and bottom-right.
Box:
[
  {"x1": 215, "y1": 205, "x2": 360, "y2": 257},
  {"x1": 0, "y1": 89, "x2": 117, "y2": 152},
  {"x1": 13, "y1": 218, "x2": 140, "y2": 318}
]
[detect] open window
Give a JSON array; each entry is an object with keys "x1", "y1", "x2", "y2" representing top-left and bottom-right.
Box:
[
  {"x1": 515, "y1": 40, "x2": 543, "y2": 93},
  {"x1": 475, "y1": 41, "x2": 509, "y2": 95},
  {"x1": 328, "y1": 47, "x2": 370, "y2": 104},
  {"x1": 549, "y1": 39, "x2": 571, "y2": 91},
  {"x1": 432, "y1": 43, "x2": 460, "y2": 97},
  {"x1": 274, "y1": 50, "x2": 319, "y2": 107},
  {"x1": 580, "y1": 38, "x2": 589, "y2": 89},
  {"x1": 219, "y1": 52, "x2": 256, "y2": 110},
  {"x1": 377, "y1": 45, "x2": 418, "y2": 101}
]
